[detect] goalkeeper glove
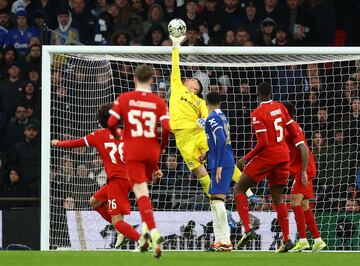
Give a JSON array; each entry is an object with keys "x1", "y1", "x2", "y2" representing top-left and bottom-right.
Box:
[
  {"x1": 170, "y1": 35, "x2": 186, "y2": 48},
  {"x1": 197, "y1": 118, "x2": 206, "y2": 129}
]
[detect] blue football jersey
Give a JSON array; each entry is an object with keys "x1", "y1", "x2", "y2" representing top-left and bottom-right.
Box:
[{"x1": 205, "y1": 109, "x2": 234, "y2": 170}]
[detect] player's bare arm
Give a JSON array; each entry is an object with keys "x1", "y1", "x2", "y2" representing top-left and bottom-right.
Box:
[{"x1": 298, "y1": 143, "x2": 310, "y2": 187}]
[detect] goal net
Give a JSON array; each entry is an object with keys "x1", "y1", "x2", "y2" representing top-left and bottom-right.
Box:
[{"x1": 43, "y1": 47, "x2": 360, "y2": 251}]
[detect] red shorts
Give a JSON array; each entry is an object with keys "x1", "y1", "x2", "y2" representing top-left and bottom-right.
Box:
[
  {"x1": 291, "y1": 174, "x2": 315, "y2": 199},
  {"x1": 126, "y1": 160, "x2": 158, "y2": 186},
  {"x1": 93, "y1": 178, "x2": 131, "y2": 216},
  {"x1": 244, "y1": 156, "x2": 289, "y2": 187}
]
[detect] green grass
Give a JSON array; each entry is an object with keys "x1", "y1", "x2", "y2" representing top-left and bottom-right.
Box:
[{"x1": 0, "y1": 251, "x2": 358, "y2": 266}]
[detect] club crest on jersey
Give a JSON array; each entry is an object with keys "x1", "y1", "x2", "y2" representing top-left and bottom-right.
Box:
[
  {"x1": 252, "y1": 117, "x2": 260, "y2": 124},
  {"x1": 196, "y1": 101, "x2": 200, "y2": 106},
  {"x1": 189, "y1": 162, "x2": 194, "y2": 167}
]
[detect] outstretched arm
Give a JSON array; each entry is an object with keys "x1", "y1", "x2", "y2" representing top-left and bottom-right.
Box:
[
  {"x1": 170, "y1": 35, "x2": 187, "y2": 95},
  {"x1": 51, "y1": 138, "x2": 87, "y2": 148}
]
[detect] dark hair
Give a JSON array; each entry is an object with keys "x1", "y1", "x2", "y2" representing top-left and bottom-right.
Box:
[
  {"x1": 281, "y1": 101, "x2": 296, "y2": 117},
  {"x1": 97, "y1": 103, "x2": 112, "y2": 128},
  {"x1": 206, "y1": 91, "x2": 221, "y2": 106},
  {"x1": 194, "y1": 78, "x2": 203, "y2": 98},
  {"x1": 257, "y1": 82, "x2": 272, "y2": 97},
  {"x1": 134, "y1": 64, "x2": 154, "y2": 83}
]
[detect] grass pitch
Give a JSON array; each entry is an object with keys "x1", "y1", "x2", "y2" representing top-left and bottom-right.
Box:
[{"x1": 0, "y1": 251, "x2": 358, "y2": 266}]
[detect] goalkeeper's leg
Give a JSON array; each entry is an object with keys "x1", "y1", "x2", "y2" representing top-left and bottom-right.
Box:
[{"x1": 193, "y1": 165, "x2": 211, "y2": 197}]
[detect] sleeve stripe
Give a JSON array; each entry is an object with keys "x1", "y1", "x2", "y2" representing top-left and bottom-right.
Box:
[
  {"x1": 213, "y1": 126, "x2": 222, "y2": 132},
  {"x1": 84, "y1": 137, "x2": 89, "y2": 147},
  {"x1": 295, "y1": 141, "x2": 305, "y2": 147},
  {"x1": 255, "y1": 129, "x2": 267, "y2": 133},
  {"x1": 159, "y1": 115, "x2": 169, "y2": 121},
  {"x1": 286, "y1": 119, "x2": 294, "y2": 125},
  {"x1": 109, "y1": 109, "x2": 120, "y2": 119}
]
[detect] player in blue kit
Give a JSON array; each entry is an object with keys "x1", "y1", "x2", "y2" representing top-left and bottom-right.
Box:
[{"x1": 203, "y1": 92, "x2": 235, "y2": 252}]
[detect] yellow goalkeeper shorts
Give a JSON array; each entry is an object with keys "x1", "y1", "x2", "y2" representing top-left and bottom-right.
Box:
[{"x1": 174, "y1": 128, "x2": 208, "y2": 171}]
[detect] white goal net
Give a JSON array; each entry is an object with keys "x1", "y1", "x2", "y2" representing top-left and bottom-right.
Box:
[{"x1": 43, "y1": 47, "x2": 360, "y2": 251}]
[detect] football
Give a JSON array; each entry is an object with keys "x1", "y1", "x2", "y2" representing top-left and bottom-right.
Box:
[{"x1": 168, "y1": 18, "x2": 187, "y2": 38}]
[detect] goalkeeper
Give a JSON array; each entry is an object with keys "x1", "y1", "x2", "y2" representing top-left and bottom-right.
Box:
[{"x1": 169, "y1": 35, "x2": 259, "y2": 202}]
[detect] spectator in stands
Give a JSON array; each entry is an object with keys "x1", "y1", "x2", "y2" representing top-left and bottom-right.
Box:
[
  {"x1": 142, "y1": 23, "x2": 167, "y2": 46},
  {"x1": 345, "y1": 98, "x2": 360, "y2": 144},
  {"x1": 26, "y1": 66, "x2": 40, "y2": 88},
  {"x1": 285, "y1": 0, "x2": 316, "y2": 45},
  {"x1": 74, "y1": 163, "x2": 98, "y2": 209},
  {"x1": 219, "y1": 0, "x2": 244, "y2": 33},
  {"x1": 89, "y1": 157, "x2": 106, "y2": 187},
  {"x1": 345, "y1": 199, "x2": 360, "y2": 212},
  {"x1": 202, "y1": 0, "x2": 221, "y2": 44},
  {"x1": 91, "y1": 0, "x2": 109, "y2": 18},
  {"x1": 0, "y1": 8, "x2": 9, "y2": 47},
  {"x1": 26, "y1": 106, "x2": 39, "y2": 125},
  {"x1": 94, "y1": 11, "x2": 114, "y2": 45},
  {"x1": 4, "y1": 104, "x2": 28, "y2": 153},
  {"x1": 23, "y1": 44, "x2": 41, "y2": 69},
  {"x1": 180, "y1": 0, "x2": 203, "y2": 30},
  {"x1": 258, "y1": 17, "x2": 276, "y2": 46},
  {"x1": 0, "y1": 165, "x2": 29, "y2": 198},
  {"x1": 11, "y1": 122, "x2": 40, "y2": 196},
  {"x1": 182, "y1": 24, "x2": 205, "y2": 46},
  {"x1": 130, "y1": 0, "x2": 146, "y2": 21},
  {"x1": 311, "y1": 107, "x2": 334, "y2": 137},
  {"x1": 311, "y1": 131, "x2": 326, "y2": 163},
  {"x1": 335, "y1": 76, "x2": 359, "y2": 117},
  {"x1": 113, "y1": 0, "x2": 134, "y2": 31},
  {"x1": 142, "y1": 3, "x2": 167, "y2": 34},
  {"x1": 34, "y1": 0, "x2": 59, "y2": 30},
  {"x1": 235, "y1": 26, "x2": 250, "y2": 46},
  {"x1": 111, "y1": 29, "x2": 131, "y2": 45},
  {"x1": 63, "y1": 196, "x2": 75, "y2": 210},
  {"x1": 0, "y1": 46, "x2": 17, "y2": 80},
  {"x1": 20, "y1": 80, "x2": 40, "y2": 114},
  {"x1": 51, "y1": 6, "x2": 80, "y2": 45},
  {"x1": 0, "y1": 62, "x2": 23, "y2": 150},
  {"x1": 71, "y1": 0, "x2": 96, "y2": 44},
  {"x1": 223, "y1": 30, "x2": 235, "y2": 46},
  {"x1": 271, "y1": 24, "x2": 291, "y2": 46},
  {"x1": 5, "y1": 9, "x2": 39, "y2": 57},
  {"x1": 128, "y1": 15, "x2": 144, "y2": 45},
  {"x1": 258, "y1": 0, "x2": 286, "y2": 23},
  {"x1": 243, "y1": 0, "x2": 260, "y2": 42}
]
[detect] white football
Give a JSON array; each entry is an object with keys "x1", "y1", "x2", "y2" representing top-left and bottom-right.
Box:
[{"x1": 168, "y1": 18, "x2": 187, "y2": 38}]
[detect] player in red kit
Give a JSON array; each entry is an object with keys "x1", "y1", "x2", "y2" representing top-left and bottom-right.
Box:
[
  {"x1": 51, "y1": 104, "x2": 159, "y2": 250},
  {"x1": 107, "y1": 64, "x2": 170, "y2": 259},
  {"x1": 282, "y1": 102, "x2": 327, "y2": 253},
  {"x1": 235, "y1": 82, "x2": 298, "y2": 252}
]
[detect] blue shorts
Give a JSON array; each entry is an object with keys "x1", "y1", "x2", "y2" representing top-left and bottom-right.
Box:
[{"x1": 208, "y1": 165, "x2": 234, "y2": 195}]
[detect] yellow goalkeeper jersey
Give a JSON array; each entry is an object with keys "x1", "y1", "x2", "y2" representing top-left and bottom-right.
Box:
[{"x1": 169, "y1": 48, "x2": 208, "y2": 133}]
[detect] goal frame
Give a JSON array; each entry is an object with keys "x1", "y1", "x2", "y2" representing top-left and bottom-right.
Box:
[{"x1": 41, "y1": 45, "x2": 360, "y2": 251}]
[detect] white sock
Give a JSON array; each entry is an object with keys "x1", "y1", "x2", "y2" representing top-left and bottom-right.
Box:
[
  {"x1": 246, "y1": 189, "x2": 253, "y2": 197},
  {"x1": 210, "y1": 202, "x2": 220, "y2": 243},
  {"x1": 213, "y1": 200, "x2": 231, "y2": 244},
  {"x1": 314, "y1": 237, "x2": 322, "y2": 243},
  {"x1": 299, "y1": 238, "x2": 308, "y2": 243}
]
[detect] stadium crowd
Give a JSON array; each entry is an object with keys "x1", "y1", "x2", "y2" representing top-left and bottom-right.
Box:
[{"x1": 0, "y1": 0, "x2": 359, "y2": 214}]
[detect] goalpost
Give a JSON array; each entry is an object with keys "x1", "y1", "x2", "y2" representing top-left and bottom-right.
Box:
[{"x1": 41, "y1": 46, "x2": 360, "y2": 251}]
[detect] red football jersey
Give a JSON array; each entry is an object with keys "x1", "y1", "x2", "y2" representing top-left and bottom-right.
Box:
[
  {"x1": 250, "y1": 100, "x2": 294, "y2": 162},
  {"x1": 84, "y1": 128, "x2": 126, "y2": 180},
  {"x1": 109, "y1": 88, "x2": 169, "y2": 161},
  {"x1": 285, "y1": 121, "x2": 317, "y2": 178}
]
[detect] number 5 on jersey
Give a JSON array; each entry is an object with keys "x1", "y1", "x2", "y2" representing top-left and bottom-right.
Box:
[{"x1": 128, "y1": 110, "x2": 156, "y2": 138}]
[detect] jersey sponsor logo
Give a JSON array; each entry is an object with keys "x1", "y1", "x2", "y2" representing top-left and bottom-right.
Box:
[
  {"x1": 13, "y1": 42, "x2": 28, "y2": 49},
  {"x1": 129, "y1": 100, "x2": 156, "y2": 109},
  {"x1": 180, "y1": 96, "x2": 198, "y2": 112},
  {"x1": 270, "y1": 109, "x2": 282, "y2": 117},
  {"x1": 188, "y1": 162, "x2": 194, "y2": 167}
]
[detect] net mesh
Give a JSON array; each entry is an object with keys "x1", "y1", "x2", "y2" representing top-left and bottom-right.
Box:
[{"x1": 48, "y1": 52, "x2": 360, "y2": 251}]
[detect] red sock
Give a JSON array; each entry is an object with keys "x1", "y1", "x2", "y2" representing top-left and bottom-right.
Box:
[
  {"x1": 95, "y1": 204, "x2": 112, "y2": 223},
  {"x1": 292, "y1": 205, "x2": 307, "y2": 239},
  {"x1": 275, "y1": 203, "x2": 289, "y2": 242},
  {"x1": 137, "y1": 196, "x2": 156, "y2": 230},
  {"x1": 115, "y1": 221, "x2": 140, "y2": 241},
  {"x1": 304, "y1": 208, "x2": 320, "y2": 239},
  {"x1": 235, "y1": 193, "x2": 251, "y2": 232}
]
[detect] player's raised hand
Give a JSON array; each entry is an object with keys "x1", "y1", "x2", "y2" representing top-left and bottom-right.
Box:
[
  {"x1": 237, "y1": 157, "x2": 246, "y2": 171},
  {"x1": 216, "y1": 167, "x2": 222, "y2": 184},
  {"x1": 170, "y1": 35, "x2": 186, "y2": 48},
  {"x1": 51, "y1": 139, "x2": 60, "y2": 146},
  {"x1": 301, "y1": 171, "x2": 310, "y2": 187}
]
